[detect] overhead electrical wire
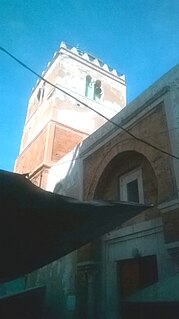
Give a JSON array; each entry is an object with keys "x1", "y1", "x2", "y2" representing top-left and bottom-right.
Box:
[
  {"x1": 1, "y1": 46, "x2": 179, "y2": 161},
  {"x1": 25, "y1": 125, "x2": 179, "y2": 179},
  {"x1": 51, "y1": 126, "x2": 179, "y2": 168}
]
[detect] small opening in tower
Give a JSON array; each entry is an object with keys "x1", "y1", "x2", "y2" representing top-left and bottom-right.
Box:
[
  {"x1": 85, "y1": 75, "x2": 93, "y2": 98},
  {"x1": 37, "y1": 82, "x2": 45, "y2": 102},
  {"x1": 94, "y1": 80, "x2": 102, "y2": 101}
]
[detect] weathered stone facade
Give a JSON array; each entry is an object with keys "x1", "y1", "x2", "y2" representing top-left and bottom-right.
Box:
[
  {"x1": 13, "y1": 42, "x2": 127, "y2": 319},
  {"x1": 14, "y1": 42, "x2": 126, "y2": 189},
  {"x1": 13, "y1": 44, "x2": 179, "y2": 319},
  {"x1": 45, "y1": 65, "x2": 179, "y2": 318}
]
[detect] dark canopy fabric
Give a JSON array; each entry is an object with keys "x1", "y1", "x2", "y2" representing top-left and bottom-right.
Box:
[{"x1": 0, "y1": 170, "x2": 149, "y2": 282}]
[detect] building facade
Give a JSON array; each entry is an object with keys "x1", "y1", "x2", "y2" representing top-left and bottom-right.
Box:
[
  {"x1": 44, "y1": 64, "x2": 179, "y2": 319},
  {"x1": 13, "y1": 43, "x2": 179, "y2": 319}
]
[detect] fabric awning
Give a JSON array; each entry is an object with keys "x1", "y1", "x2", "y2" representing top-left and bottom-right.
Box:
[
  {"x1": 0, "y1": 169, "x2": 149, "y2": 282},
  {"x1": 0, "y1": 286, "x2": 45, "y2": 319}
]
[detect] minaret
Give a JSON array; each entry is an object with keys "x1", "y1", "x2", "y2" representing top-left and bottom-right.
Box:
[{"x1": 14, "y1": 42, "x2": 126, "y2": 188}]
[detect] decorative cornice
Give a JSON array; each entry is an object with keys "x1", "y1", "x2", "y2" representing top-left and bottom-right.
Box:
[
  {"x1": 103, "y1": 63, "x2": 109, "y2": 71},
  {"x1": 158, "y1": 198, "x2": 179, "y2": 213},
  {"x1": 32, "y1": 41, "x2": 125, "y2": 93},
  {"x1": 82, "y1": 52, "x2": 89, "y2": 61},
  {"x1": 112, "y1": 69, "x2": 118, "y2": 76},
  {"x1": 59, "y1": 41, "x2": 123, "y2": 78}
]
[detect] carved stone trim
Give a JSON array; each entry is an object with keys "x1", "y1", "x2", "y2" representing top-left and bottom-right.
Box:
[{"x1": 158, "y1": 198, "x2": 179, "y2": 213}]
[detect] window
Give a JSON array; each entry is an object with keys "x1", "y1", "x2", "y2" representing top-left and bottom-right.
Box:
[
  {"x1": 119, "y1": 168, "x2": 144, "y2": 203},
  {"x1": 117, "y1": 255, "x2": 158, "y2": 299},
  {"x1": 37, "y1": 82, "x2": 45, "y2": 102},
  {"x1": 127, "y1": 179, "x2": 139, "y2": 202},
  {"x1": 85, "y1": 75, "x2": 102, "y2": 101},
  {"x1": 85, "y1": 75, "x2": 93, "y2": 99},
  {"x1": 94, "y1": 80, "x2": 102, "y2": 101}
]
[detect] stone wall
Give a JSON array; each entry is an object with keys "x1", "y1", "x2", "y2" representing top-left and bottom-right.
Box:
[
  {"x1": 83, "y1": 104, "x2": 174, "y2": 205},
  {"x1": 15, "y1": 125, "x2": 48, "y2": 174},
  {"x1": 52, "y1": 124, "x2": 87, "y2": 162}
]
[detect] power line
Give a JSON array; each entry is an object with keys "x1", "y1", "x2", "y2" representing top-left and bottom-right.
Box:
[
  {"x1": 50, "y1": 125, "x2": 179, "y2": 168},
  {"x1": 1, "y1": 46, "x2": 179, "y2": 161}
]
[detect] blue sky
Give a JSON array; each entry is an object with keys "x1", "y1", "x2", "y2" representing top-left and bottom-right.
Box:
[{"x1": 0, "y1": 0, "x2": 178, "y2": 171}]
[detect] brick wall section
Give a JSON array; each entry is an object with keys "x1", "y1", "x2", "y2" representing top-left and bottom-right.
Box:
[
  {"x1": 15, "y1": 126, "x2": 48, "y2": 174},
  {"x1": 83, "y1": 104, "x2": 174, "y2": 205},
  {"x1": 52, "y1": 125, "x2": 88, "y2": 162},
  {"x1": 30, "y1": 171, "x2": 42, "y2": 187},
  {"x1": 30, "y1": 167, "x2": 50, "y2": 189},
  {"x1": 15, "y1": 121, "x2": 88, "y2": 188},
  {"x1": 15, "y1": 120, "x2": 88, "y2": 175}
]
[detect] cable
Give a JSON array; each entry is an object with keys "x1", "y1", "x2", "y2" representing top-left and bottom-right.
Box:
[
  {"x1": 1, "y1": 46, "x2": 179, "y2": 160},
  {"x1": 16, "y1": 126, "x2": 179, "y2": 180},
  {"x1": 51, "y1": 126, "x2": 179, "y2": 168}
]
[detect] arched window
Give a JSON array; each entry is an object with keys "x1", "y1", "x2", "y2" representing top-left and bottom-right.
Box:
[
  {"x1": 85, "y1": 75, "x2": 93, "y2": 99},
  {"x1": 94, "y1": 80, "x2": 102, "y2": 101},
  {"x1": 37, "y1": 82, "x2": 45, "y2": 102},
  {"x1": 85, "y1": 76, "x2": 102, "y2": 101}
]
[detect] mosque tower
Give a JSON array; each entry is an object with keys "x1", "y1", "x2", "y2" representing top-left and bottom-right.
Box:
[{"x1": 14, "y1": 42, "x2": 126, "y2": 188}]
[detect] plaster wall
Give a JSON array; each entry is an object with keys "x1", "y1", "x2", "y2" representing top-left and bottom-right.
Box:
[
  {"x1": 162, "y1": 208, "x2": 179, "y2": 243},
  {"x1": 20, "y1": 45, "x2": 126, "y2": 153},
  {"x1": 163, "y1": 67, "x2": 179, "y2": 196},
  {"x1": 26, "y1": 253, "x2": 77, "y2": 319},
  {"x1": 20, "y1": 98, "x2": 54, "y2": 152},
  {"x1": 101, "y1": 218, "x2": 175, "y2": 319},
  {"x1": 46, "y1": 143, "x2": 83, "y2": 199},
  {"x1": 53, "y1": 48, "x2": 126, "y2": 110}
]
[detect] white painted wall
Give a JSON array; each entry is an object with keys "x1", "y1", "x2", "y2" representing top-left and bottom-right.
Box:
[{"x1": 46, "y1": 144, "x2": 82, "y2": 199}]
